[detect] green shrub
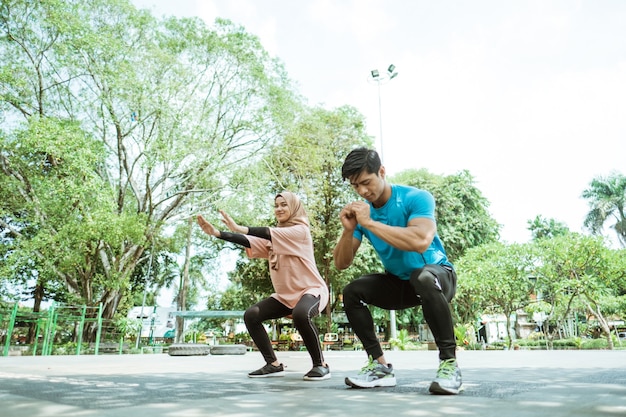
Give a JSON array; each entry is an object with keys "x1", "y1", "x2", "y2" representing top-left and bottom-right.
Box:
[
  {"x1": 581, "y1": 338, "x2": 608, "y2": 349},
  {"x1": 453, "y1": 325, "x2": 470, "y2": 347},
  {"x1": 466, "y1": 343, "x2": 484, "y2": 350},
  {"x1": 515, "y1": 339, "x2": 536, "y2": 347},
  {"x1": 489, "y1": 341, "x2": 507, "y2": 349},
  {"x1": 552, "y1": 338, "x2": 577, "y2": 348},
  {"x1": 389, "y1": 329, "x2": 421, "y2": 350}
]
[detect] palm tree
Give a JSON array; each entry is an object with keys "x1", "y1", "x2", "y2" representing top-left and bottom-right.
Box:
[{"x1": 581, "y1": 172, "x2": 626, "y2": 247}]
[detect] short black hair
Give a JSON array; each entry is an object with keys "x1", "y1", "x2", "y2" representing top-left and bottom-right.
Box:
[{"x1": 341, "y1": 147, "x2": 381, "y2": 180}]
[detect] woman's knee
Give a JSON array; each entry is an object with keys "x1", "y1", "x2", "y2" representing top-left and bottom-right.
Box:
[
  {"x1": 290, "y1": 310, "x2": 309, "y2": 328},
  {"x1": 243, "y1": 306, "x2": 260, "y2": 325},
  {"x1": 293, "y1": 304, "x2": 318, "y2": 326}
]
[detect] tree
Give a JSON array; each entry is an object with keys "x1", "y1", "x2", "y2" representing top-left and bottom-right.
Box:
[
  {"x1": 582, "y1": 171, "x2": 626, "y2": 247},
  {"x1": 455, "y1": 242, "x2": 537, "y2": 348},
  {"x1": 216, "y1": 105, "x2": 381, "y2": 332},
  {"x1": 265, "y1": 106, "x2": 377, "y2": 328},
  {"x1": 605, "y1": 248, "x2": 626, "y2": 297},
  {"x1": 0, "y1": 118, "x2": 129, "y2": 306},
  {"x1": 1, "y1": 0, "x2": 300, "y2": 335},
  {"x1": 390, "y1": 169, "x2": 500, "y2": 261},
  {"x1": 528, "y1": 215, "x2": 570, "y2": 240},
  {"x1": 536, "y1": 234, "x2": 621, "y2": 349}
]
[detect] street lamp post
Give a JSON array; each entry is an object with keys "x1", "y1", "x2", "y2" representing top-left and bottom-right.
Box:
[
  {"x1": 368, "y1": 64, "x2": 399, "y2": 342},
  {"x1": 367, "y1": 64, "x2": 398, "y2": 163}
]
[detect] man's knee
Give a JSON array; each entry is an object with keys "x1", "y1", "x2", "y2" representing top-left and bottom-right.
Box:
[
  {"x1": 342, "y1": 281, "x2": 361, "y2": 309},
  {"x1": 410, "y1": 267, "x2": 442, "y2": 296},
  {"x1": 410, "y1": 265, "x2": 455, "y2": 302}
]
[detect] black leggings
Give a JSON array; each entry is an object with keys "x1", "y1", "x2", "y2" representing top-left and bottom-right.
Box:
[
  {"x1": 343, "y1": 264, "x2": 457, "y2": 361},
  {"x1": 244, "y1": 294, "x2": 325, "y2": 366}
]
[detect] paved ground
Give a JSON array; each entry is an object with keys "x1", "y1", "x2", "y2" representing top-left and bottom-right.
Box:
[{"x1": 1, "y1": 349, "x2": 625, "y2": 417}]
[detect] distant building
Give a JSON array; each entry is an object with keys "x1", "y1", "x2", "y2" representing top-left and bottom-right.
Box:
[
  {"x1": 127, "y1": 306, "x2": 176, "y2": 338},
  {"x1": 478, "y1": 313, "x2": 509, "y2": 344}
]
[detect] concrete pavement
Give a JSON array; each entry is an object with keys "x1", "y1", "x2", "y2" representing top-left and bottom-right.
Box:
[{"x1": 1, "y1": 349, "x2": 625, "y2": 417}]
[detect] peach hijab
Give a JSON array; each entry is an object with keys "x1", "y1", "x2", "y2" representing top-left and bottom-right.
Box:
[
  {"x1": 275, "y1": 191, "x2": 309, "y2": 227},
  {"x1": 270, "y1": 191, "x2": 309, "y2": 270}
]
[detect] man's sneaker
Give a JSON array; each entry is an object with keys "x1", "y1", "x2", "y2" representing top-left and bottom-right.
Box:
[
  {"x1": 248, "y1": 363, "x2": 285, "y2": 378},
  {"x1": 303, "y1": 364, "x2": 331, "y2": 381},
  {"x1": 429, "y1": 358, "x2": 463, "y2": 395},
  {"x1": 344, "y1": 356, "x2": 396, "y2": 388}
]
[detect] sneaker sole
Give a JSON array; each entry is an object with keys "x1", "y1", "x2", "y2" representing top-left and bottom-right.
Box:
[
  {"x1": 428, "y1": 381, "x2": 463, "y2": 395},
  {"x1": 344, "y1": 376, "x2": 397, "y2": 388},
  {"x1": 303, "y1": 373, "x2": 331, "y2": 381},
  {"x1": 248, "y1": 371, "x2": 285, "y2": 378}
]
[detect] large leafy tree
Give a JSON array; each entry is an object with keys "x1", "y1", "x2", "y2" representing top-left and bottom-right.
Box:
[
  {"x1": 455, "y1": 242, "x2": 537, "y2": 348},
  {"x1": 605, "y1": 248, "x2": 626, "y2": 297},
  {"x1": 213, "y1": 106, "x2": 381, "y2": 332},
  {"x1": 266, "y1": 106, "x2": 377, "y2": 321},
  {"x1": 228, "y1": 144, "x2": 501, "y2": 334},
  {"x1": 582, "y1": 171, "x2": 626, "y2": 247},
  {"x1": 234, "y1": 139, "x2": 501, "y2": 334},
  {"x1": 455, "y1": 233, "x2": 626, "y2": 349},
  {"x1": 0, "y1": 118, "x2": 119, "y2": 311},
  {"x1": 390, "y1": 169, "x2": 500, "y2": 261},
  {"x1": 0, "y1": 0, "x2": 299, "y2": 334},
  {"x1": 535, "y1": 233, "x2": 622, "y2": 349},
  {"x1": 375, "y1": 168, "x2": 500, "y2": 336}
]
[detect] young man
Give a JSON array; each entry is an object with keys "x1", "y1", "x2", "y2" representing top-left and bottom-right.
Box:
[{"x1": 333, "y1": 147, "x2": 461, "y2": 395}]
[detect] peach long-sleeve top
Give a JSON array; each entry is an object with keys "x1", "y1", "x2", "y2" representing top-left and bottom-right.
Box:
[{"x1": 245, "y1": 224, "x2": 329, "y2": 311}]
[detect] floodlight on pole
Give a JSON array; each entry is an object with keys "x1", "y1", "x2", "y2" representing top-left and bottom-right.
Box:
[
  {"x1": 367, "y1": 64, "x2": 399, "y2": 343},
  {"x1": 367, "y1": 64, "x2": 398, "y2": 163}
]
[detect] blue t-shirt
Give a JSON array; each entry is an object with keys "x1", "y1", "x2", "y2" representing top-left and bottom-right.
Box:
[{"x1": 353, "y1": 184, "x2": 452, "y2": 280}]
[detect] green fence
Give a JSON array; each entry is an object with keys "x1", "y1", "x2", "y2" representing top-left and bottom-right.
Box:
[{"x1": 0, "y1": 301, "x2": 111, "y2": 356}]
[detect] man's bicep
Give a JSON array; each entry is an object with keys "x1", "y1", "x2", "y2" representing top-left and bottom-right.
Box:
[{"x1": 408, "y1": 217, "x2": 437, "y2": 236}]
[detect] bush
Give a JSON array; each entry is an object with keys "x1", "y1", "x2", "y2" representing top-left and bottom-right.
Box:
[
  {"x1": 516, "y1": 339, "x2": 543, "y2": 347},
  {"x1": 581, "y1": 338, "x2": 608, "y2": 349},
  {"x1": 234, "y1": 332, "x2": 251, "y2": 343},
  {"x1": 489, "y1": 341, "x2": 507, "y2": 350},
  {"x1": 389, "y1": 329, "x2": 422, "y2": 351},
  {"x1": 466, "y1": 342, "x2": 484, "y2": 350},
  {"x1": 52, "y1": 342, "x2": 89, "y2": 355},
  {"x1": 552, "y1": 339, "x2": 577, "y2": 348}
]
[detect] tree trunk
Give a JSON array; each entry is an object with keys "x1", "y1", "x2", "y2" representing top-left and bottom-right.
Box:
[
  {"x1": 27, "y1": 281, "x2": 46, "y2": 344},
  {"x1": 322, "y1": 257, "x2": 333, "y2": 334},
  {"x1": 586, "y1": 302, "x2": 613, "y2": 350},
  {"x1": 505, "y1": 311, "x2": 514, "y2": 349},
  {"x1": 176, "y1": 217, "x2": 193, "y2": 343}
]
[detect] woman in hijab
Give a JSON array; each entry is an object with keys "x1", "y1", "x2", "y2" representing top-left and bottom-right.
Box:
[{"x1": 197, "y1": 191, "x2": 330, "y2": 380}]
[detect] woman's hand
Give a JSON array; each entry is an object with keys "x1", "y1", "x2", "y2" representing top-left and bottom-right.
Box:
[
  {"x1": 197, "y1": 215, "x2": 220, "y2": 237},
  {"x1": 219, "y1": 210, "x2": 245, "y2": 234}
]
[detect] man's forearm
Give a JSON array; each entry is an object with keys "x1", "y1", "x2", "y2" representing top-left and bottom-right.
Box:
[
  {"x1": 361, "y1": 219, "x2": 433, "y2": 253},
  {"x1": 333, "y1": 231, "x2": 355, "y2": 270}
]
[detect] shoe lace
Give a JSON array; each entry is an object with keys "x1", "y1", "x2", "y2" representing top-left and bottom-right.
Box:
[
  {"x1": 359, "y1": 356, "x2": 379, "y2": 374},
  {"x1": 436, "y1": 359, "x2": 457, "y2": 378}
]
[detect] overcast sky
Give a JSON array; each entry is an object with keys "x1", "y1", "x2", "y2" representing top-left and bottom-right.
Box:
[{"x1": 133, "y1": 0, "x2": 626, "y2": 246}]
